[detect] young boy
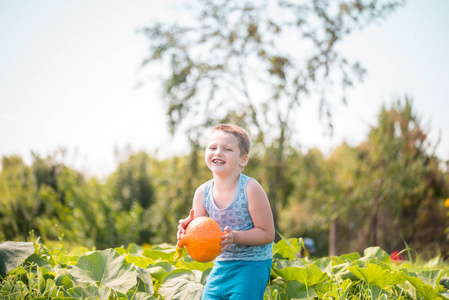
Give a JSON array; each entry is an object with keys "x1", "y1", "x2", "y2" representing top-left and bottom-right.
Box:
[{"x1": 177, "y1": 124, "x2": 275, "y2": 300}]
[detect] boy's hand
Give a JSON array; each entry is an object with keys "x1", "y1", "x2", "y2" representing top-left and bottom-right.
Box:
[
  {"x1": 220, "y1": 226, "x2": 234, "y2": 253},
  {"x1": 177, "y1": 209, "x2": 195, "y2": 240}
]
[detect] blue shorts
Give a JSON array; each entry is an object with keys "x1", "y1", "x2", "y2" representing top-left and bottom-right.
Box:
[{"x1": 201, "y1": 259, "x2": 272, "y2": 300}]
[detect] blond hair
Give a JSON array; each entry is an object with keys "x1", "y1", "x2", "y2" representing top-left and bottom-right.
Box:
[{"x1": 210, "y1": 124, "x2": 251, "y2": 157}]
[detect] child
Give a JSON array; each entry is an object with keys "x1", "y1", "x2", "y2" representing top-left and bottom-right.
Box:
[{"x1": 177, "y1": 124, "x2": 275, "y2": 300}]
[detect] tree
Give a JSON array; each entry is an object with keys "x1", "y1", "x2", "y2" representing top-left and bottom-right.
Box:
[
  {"x1": 349, "y1": 98, "x2": 447, "y2": 254},
  {"x1": 108, "y1": 151, "x2": 155, "y2": 211},
  {"x1": 0, "y1": 156, "x2": 36, "y2": 240},
  {"x1": 278, "y1": 147, "x2": 332, "y2": 255},
  {"x1": 278, "y1": 98, "x2": 447, "y2": 255},
  {"x1": 140, "y1": 0, "x2": 405, "y2": 232}
]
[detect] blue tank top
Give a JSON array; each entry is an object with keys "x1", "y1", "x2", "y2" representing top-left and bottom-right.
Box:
[{"x1": 202, "y1": 173, "x2": 273, "y2": 261}]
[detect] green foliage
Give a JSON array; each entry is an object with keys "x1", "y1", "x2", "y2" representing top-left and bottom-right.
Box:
[
  {"x1": 1, "y1": 240, "x2": 448, "y2": 299},
  {"x1": 278, "y1": 98, "x2": 449, "y2": 256},
  {"x1": 108, "y1": 152, "x2": 155, "y2": 211},
  {"x1": 0, "y1": 156, "x2": 37, "y2": 240},
  {"x1": 0, "y1": 99, "x2": 447, "y2": 257}
]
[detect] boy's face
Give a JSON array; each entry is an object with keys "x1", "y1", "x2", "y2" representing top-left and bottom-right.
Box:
[{"x1": 205, "y1": 130, "x2": 248, "y2": 175}]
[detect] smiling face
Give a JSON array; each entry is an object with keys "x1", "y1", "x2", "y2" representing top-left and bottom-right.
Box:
[{"x1": 205, "y1": 130, "x2": 248, "y2": 175}]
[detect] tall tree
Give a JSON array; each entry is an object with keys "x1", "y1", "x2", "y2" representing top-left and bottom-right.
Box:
[
  {"x1": 0, "y1": 156, "x2": 36, "y2": 240},
  {"x1": 108, "y1": 151, "x2": 155, "y2": 211},
  {"x1": 140, "y1": 0, "x2": 405, "y2": 232},
  {"x1": 350, "y1": 98, "x2": 447, "y2": 254}
]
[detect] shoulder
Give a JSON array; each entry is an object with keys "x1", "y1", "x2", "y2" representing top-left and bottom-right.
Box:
[
  {"x1": 246, "y1": 178, "x2": 268, "y2": 199},
  {"x1": 194, "y1": 179, "x2": 213, "y2": 199},
  {"x1": 194, "y1": 182, "x2": 206, "y2": 198},
  {"x1": 246, "y1": 177, "x2": 259, "y2": 188}
]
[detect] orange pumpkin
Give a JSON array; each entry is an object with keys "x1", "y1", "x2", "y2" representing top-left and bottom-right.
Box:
[{"x1": 174, "y1": 216, "x2": 224, "y2": 262}]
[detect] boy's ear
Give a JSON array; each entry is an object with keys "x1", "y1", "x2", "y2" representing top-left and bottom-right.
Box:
[{"x1": 240, "y1": 155, "x2": 249, "y2": 167}]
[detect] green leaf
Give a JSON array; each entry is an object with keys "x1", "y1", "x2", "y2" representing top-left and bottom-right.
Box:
[
  {"x1": 314, "y1": 279, "x2": 349, "y2": 299},
  {"x1": 126, "y1": 243, "x2": 143, "y2": 255},
  {"x1": 142, "y1": 249, "x2": 175, "y2": 262},
  {"x1": 126, "y1": 253, "x2": 152, "y2": 268},
  {"x1": 361, "y1": 247, "x2": 391, "y2": 264},
  {"x1": 125, "y1": 290, "x2": 157, "y2": 300},
  {"x1": 273, "y1": 258, "x2": 305, "y2": 269},
  {"x1": 273, "y1": 263, "x2": 328, "y2": 286},
  {"x1": 70, "y1": 248, "x2": 137, "y2": 293},
  {"x1": 158, "y1": 269, "x2": 204, "y2": 300},
  {"x1": 284, "y1": 280, "x2": 318, "y2": 299},
  {"x1": 273, "y1": 238, "x2": 301, "y2": 260},
  {"x1": 43, "y1": 278, "x2": 59, "y2": 298},
  {"x1": 65, "y1": 285, "x2": 111, "y2": 300},
  {"x1": 24, "y1": 253, "x2": 53, "y2": 271},
  {"x1": 338, "y1": 252, "x2": 361, "y2": 262},
  {"x1": 264, "y1": 285, "x2": 288, "y2": 300},
  {"x1": 0, "y1": 241, "x2": 35, "y2": 278},
  {"x1": 200, "y1": 268, "x2": 212, "y2": 286},
  {"x1": 314, "y1": 257, "x2": 332, "y2": 275},
  {"x1": 440, "y1": 277, "x2": 449, "y2": 289},
  {"x1": 368, "y1": 257, "x2": 392, "y2": 271},
  {"x1": 136, "y1": 267, "x2": 154, "y2": 294},
  {"x1": 148, "y1": 261, "x2": 174, "y2": 282},
  {"x1": 348, "y1": 263, "x2": 404, "y2": 289},
  {"x1": 418, "y1": 269, "x2": 444, "y2": 289},
  {"x1": 55, "y1": 268, "x2": 74, "y2": 289},
  {"x1": 401, "y1": 270, "x2": 449, "y2": 300},
  {"x1": 175, "y1": 258, "x2": 214, "y2": 272}
]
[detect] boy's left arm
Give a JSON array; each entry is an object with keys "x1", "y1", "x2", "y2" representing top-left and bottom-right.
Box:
[{"x1": 221, "y1": 180, "x2": 275, "y2": 250}]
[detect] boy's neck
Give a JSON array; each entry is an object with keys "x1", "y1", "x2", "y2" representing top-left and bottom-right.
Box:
[{"x1": 212, "y1": 171, "x2": 241, "y2": 190}]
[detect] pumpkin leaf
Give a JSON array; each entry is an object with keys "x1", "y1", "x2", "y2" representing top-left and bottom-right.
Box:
[
  {"x1": 360, "y1": 247, "x2": 390, "y2": 264},
  {"x1": 55, "y1": 268, "x2": 74, "y2": 289},
  {"x1": 348, "y1": 263, "x2": 404, "y2": 288},
  {"x1": 142, "y1": 249, "x2": 175, "y2": 262},
  {"x1": 175, "y1": 258, "x2": 214, "y2": 272},
  {"x1": 65, "y1": 285, "x2": 111, "y2": 300},
  {"x1": 24, "y1": 253, "x2": 53, "y2": 271},
  {"x1": 70, "y1": 248, "x2": 136, "y2": 293},
  {"x1": 273, "y1": 263, "x2": 328, "y2": 286},
  {"x1": 264, "y1": 285, "x2": 288, "y2": 300},
  {"x1": 136, "y1": 267, "x2": 154, "y2": 294},
  {"x1": 285, "y1": 280, "x2": 318, "y2": 299},
  {"x1": 125, "y1": 253, "x2": 152, "y2": 268},
  {"x1": 401, "y1": 270, "x2": 448, "y2": 300},
  {"x1": 273, "y1": 238, "x2": 301, "y2": 260},
  {"x1": 148, "y1": 261, "x2": 174, "y2": 282},
  {"x1": 159, "y1": 269, "x2": 204, "y2": 300},
  {"x1": 0, "y1": 241, "x2": 35, "y2": 278},
  {"x1": 314, "y1": 257, "x2": 332, "y2": 275},
  {"x1": 125, "y1": 291, "x2": 157, "y2": 300}
]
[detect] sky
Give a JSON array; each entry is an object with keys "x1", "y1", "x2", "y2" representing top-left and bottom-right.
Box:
[{"x1": 0, "y1": 0, "x2": 448, "y2": 178}]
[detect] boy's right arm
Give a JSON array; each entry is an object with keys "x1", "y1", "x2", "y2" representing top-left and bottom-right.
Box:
[
  {"x1": 192, "y1": 184, "x2": 207, "y2": 218},
  {"x1": 177, "y1": 209, "x2": 194, "y2": 240},
  {"x1": 177, "y1": 185, "x2": 207, "y2": 240}
]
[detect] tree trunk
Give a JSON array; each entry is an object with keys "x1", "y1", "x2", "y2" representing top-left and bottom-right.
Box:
[
  {"x1": 368, "y1": 179, "x2": 385, "y2": 246},
  {"x1": 329, "y1": 217, "x2": 339, "y2": 256}
]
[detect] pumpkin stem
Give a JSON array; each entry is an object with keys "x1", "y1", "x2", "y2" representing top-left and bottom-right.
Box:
[{"x1": 173, "y1": 246, "x2": 183, "y2": 261}]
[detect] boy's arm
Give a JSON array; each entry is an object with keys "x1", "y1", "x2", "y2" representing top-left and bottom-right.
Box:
[
  {"x1": 222, "y1": 179, "x2": 275, "y2": 248},
  {"x1": 177, "y1": 185, "x2": 208, "y2": 240},
  {"x1": 192, "y1": 184, "x2": 208, "y2": 218}
]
